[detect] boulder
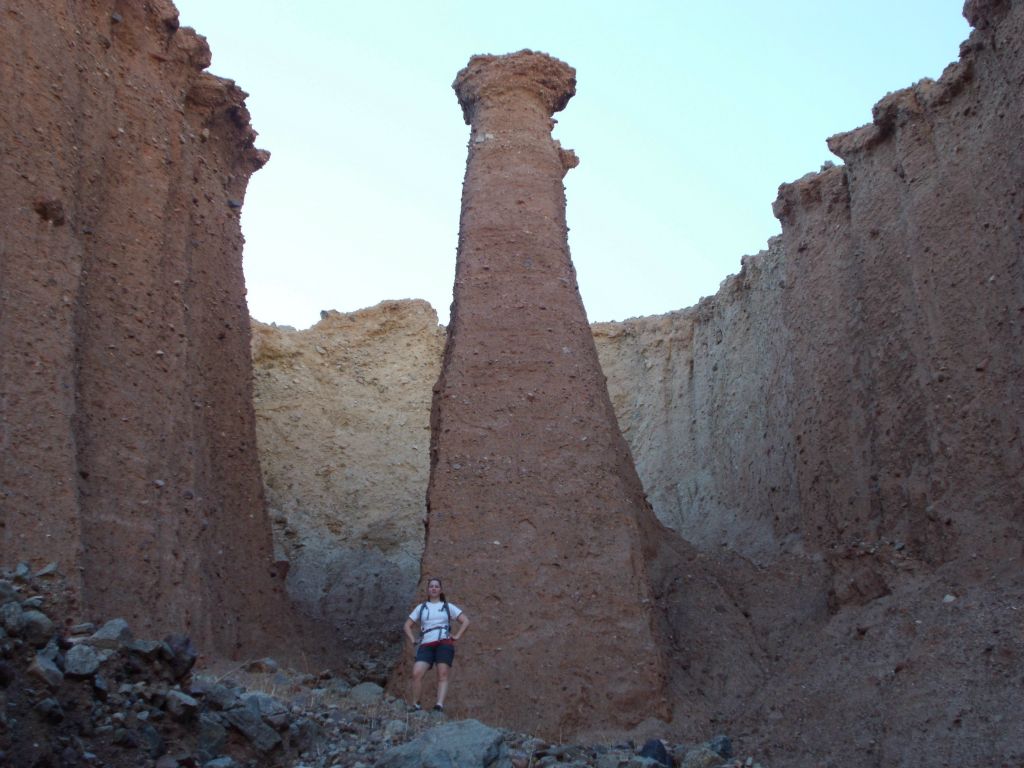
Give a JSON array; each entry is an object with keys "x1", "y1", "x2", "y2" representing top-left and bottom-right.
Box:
[
  {"x1": 64, "y1": 644, "x2": 101, "y2": 677},
  {"x1": 28, "y1": 653, "x2": 64, "y2": 688},
  {"x1": 348, "y1": 681, "x2": 385, "y2": 706},
  {"x1": 377, "y1": 719, "x2": 511, "y2": 768},
  {"x1": 224, "y1": 706, "x2": 282, "y2": 753},
  {"x1": 87, "y1": 618, "x2": 133, "y2": 649},
  {"x1": 21, "y1": 609, "x2": 55, "y2": 647}
]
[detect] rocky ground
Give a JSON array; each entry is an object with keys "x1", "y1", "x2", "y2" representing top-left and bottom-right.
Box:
[{"x1": 1, "y1": 564, "x2": 765, "y2": 768}]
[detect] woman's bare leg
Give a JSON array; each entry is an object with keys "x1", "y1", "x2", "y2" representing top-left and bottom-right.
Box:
[
  {"x1": 435, "y1": 663, "x2": 451, "y2": 707},
  {"x1": 411, "y1": 661, "x2": 430, "y2": 705}
]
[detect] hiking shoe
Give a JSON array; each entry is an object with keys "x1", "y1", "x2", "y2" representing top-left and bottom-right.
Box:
[
  {"x1": 432, "y1": 704, "x2": 444, "y2": 713},
  {"x1": 408, "y1": 703, "x2": 422, "y2": 713}
]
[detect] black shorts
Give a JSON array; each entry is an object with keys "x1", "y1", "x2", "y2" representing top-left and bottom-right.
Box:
[{"x1": 415, "y1": 642, "x2": 455, "y2": 668}]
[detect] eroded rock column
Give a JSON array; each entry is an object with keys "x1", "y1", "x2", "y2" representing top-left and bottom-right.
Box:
[
  {"x1": 0, "y1": 0, "x2": 287, "y2": 657},
  {"x1": 419, "y1": 51, "x2": 669, "y2": 736}
]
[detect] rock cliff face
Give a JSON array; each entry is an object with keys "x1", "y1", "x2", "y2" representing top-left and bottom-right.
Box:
[
  {"x1": 251, "y1": 2, "x2": 1023, "y2": 764},
  {"x1": 4, "y1": 0, "x2": 1016, "y2": 763},
  {"x1": 598, "y1": 0, "x2": 1024, "y2": 572},
  {"x1": 0, "y1": 0, "x2": 283, "y2": 655},
  {"x1": 598, "y1": 2, "x2": 1024, "y2": 763},
  {"x1": 251, "y1": 301, "x2": 445, "y2": 667},
  {"x1": 593, "y1": 240, "x2": 796, "y2": 564}
]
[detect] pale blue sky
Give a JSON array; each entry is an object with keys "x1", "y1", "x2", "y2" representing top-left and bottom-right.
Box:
[{"x1": 173, "y1": 1, "x2": 970, "y2": 328}]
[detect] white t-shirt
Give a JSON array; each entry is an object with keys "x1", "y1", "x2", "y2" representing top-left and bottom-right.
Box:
[{"x1": 409, "y1": 601, "x2": 463, "y2": 644}]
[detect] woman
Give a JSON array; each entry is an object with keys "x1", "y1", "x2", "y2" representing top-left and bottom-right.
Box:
[{"x1": 403, "y1": 577, "x2": 470, "y2": 712}]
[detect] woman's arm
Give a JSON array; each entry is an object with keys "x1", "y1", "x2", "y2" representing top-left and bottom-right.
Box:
[
  {"x1": 403, "y1": 618, "x2": 417, "y2": 645},
  {"x1": 452, "y1": 613, "x2": 470, "y2": 640}
]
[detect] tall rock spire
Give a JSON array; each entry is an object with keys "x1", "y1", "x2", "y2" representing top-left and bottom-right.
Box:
[{"x1": 419, "y1": 50, "x2": 669, "y2": 737}]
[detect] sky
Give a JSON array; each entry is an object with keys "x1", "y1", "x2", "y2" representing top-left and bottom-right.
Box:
[{"x1": 173, "y1": 1, "x2": 971, "y2": 329}]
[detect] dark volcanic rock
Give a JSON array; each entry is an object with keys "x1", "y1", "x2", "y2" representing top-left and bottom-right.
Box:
[
  {"x1": 224, "y1": 705, "x2": 282, "y2": 753},
  {"x1": 64, "y1": 644, "x2": 102, "y2": 677},
  {"x1": 163, "y1": 633, "x2": 198, "y2": 680},
  {"x1": 378, "y1": 719, "x2": 511, "y2": 768}
]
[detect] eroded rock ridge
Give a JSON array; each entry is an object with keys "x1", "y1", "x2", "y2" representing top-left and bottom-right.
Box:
[{"x1": 0, "y1": 1, "x2": 284, "y2": 655}]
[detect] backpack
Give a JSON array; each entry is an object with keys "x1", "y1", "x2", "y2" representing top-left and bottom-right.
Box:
[{"x1": 417, "y1": 601, "x2": 452, "y2": 644}]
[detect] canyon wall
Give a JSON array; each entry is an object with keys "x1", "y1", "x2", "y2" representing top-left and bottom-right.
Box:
[
  {"x1": 251, "y1": 2, "x2": 1022, "y2": 763},
  {"x1": 4, "y1": 0, "x2": 1012, "y2": 762},
  {"x1": 599, "y1": 0, "x2": 1023, "y2": 572},
  {"x1": 593, "y1": 239, "x2": 797, "y2": 565},
  {"x1": 0, "y1": 1, "x2": 285, "y2": 655},
  {"x1": 251, "y1": 301, "x2": 444, "y2": 671}
]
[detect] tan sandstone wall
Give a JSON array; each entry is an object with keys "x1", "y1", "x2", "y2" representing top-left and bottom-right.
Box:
[
  {"x1": 593, "y1": 238, "x2": 798, "y2": 565},
  {"x1": 0, "y1": 0, "x2": 286, "y2": 656},
  {"x1": 251, "y1": 301, "x2": 445, "y2": 668}
]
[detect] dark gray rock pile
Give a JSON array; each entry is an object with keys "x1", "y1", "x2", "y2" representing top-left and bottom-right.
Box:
[{"x1": 0, "y1": 562, "x2": 768, "y2": 767}]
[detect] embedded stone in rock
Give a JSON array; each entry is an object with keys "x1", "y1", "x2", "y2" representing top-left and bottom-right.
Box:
[
  {"x1": 34, "y1": 562, "x2": 59, "y2": 578},
  {"x1": 411, "y1": 50, "x2": 670, "y2": 737}
]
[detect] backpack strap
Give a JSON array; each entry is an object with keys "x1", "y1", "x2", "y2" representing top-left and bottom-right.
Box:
[{"x1": 417, "y1": 601, "x2": 453, "y2": 644}]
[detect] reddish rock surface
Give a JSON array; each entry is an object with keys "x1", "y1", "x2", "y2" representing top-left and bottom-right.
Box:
[
  {"x1": 594, "y1": 3, "x2": 1024, "y2": 764},
  {"x1": 774, "y1": 8, "x2": 1023, "y2": 568},
  {"x1": 3, "y1": 0, "x2": 1021, "y2": 764},
  {"x1": 401, "y1": 51, "x2": 672, "y2": 737},
  {"x1": 0, "y1": 1, "x2": 285, "y2": 656}
]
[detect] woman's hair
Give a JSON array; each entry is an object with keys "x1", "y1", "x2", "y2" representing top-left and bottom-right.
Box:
[{"x1": 426, "y1": 576, "x2": 447, "y2": 603}]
